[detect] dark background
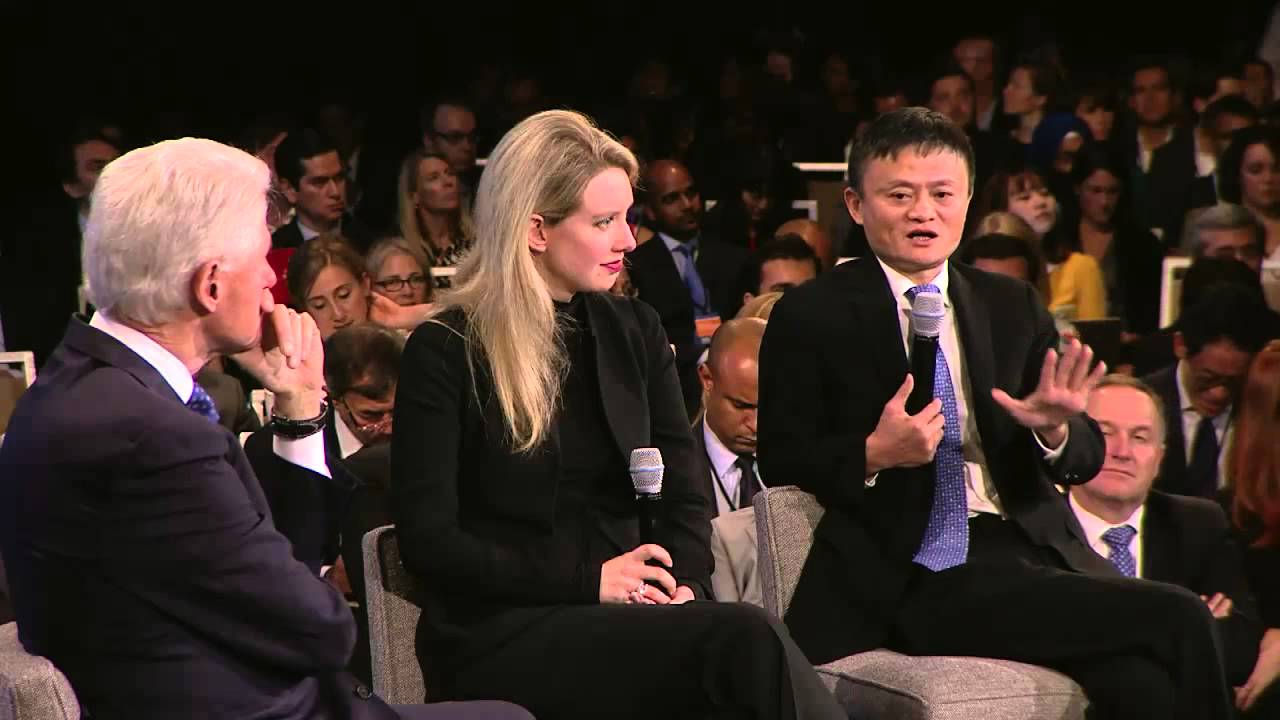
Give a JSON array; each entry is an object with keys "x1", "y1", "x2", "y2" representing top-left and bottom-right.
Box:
[{"x1": 7, "y1": 1, "x2": 1276, "y2": 204}]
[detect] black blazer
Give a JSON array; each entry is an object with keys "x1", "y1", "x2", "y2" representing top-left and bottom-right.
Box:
[
  {"x1": 0, "y1": 318, "x2": 395, "y2": 719},
  {"x1": 1140, "y1": 490, "x2": 1261, "y2": 685},
  {"x1": 1, "y1": 197, "x2": 83, "y2": 367},
  {"x1": 626, "y1": 233, "x2": 747, "y2": 414},
  {"x1": 758, "y1": 258, "x2": 1112, "y2": 664},
  {"x1": 390, "y1": 293, "x2": 713, "y2": 692},
  {"x1": 1139, "y1": 129, "x2": 1197, "y2": 248},
  {"x1": 272, "y1": 214, "x2": 378, "y2": 254},
  {"x1": 1143, "y1": 364, "x2": 1201, "y2": 497}
]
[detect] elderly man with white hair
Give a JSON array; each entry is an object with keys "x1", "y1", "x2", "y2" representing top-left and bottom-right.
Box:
[{"x1": 0, "y1": 138, "x2": 531, "y2": 720}]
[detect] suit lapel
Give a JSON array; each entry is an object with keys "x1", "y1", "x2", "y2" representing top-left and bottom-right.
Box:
[
  {"x1": 1141, "y1": 494, "x2": 1180, "y2": 583},
  {"x1": 948, "y1": 266, "x2": 999, "y2": 446},
  {"x1": 844, "y1": 259, "x2": 907, "y2": 390},
  {"x1": 585, "y1": 294, "x2": 648, "y2": 460}
]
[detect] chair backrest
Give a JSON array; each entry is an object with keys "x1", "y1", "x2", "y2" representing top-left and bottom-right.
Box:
[
  {"x1": 752, "y1": 486, "x2": 825, "y2": 619},
  {"x1": 0, "y1": 623, "x2": 81, "y2": 719},
  {"x1": 362, "y1": 525, "x2": 426, "y2": 705}
]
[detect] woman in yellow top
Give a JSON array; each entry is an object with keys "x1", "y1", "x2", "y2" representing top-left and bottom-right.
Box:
[{"x1": 977, "y1": 167, "x2": 1107, "y2": 320}]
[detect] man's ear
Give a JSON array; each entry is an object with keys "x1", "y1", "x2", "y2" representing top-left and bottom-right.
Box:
[
  {"x1": 844, "y1": 186, "x2": 866, "y2": 226},
  {"x1": 697, "y1": 362, "x2": 714, "y2": 394},
  {"x1": 192, "y1": 261, "x2": 220, "y2": 314},
  {"x1": 281, "y1": 179, "x2": 299, "y2": 206},
  {"x1": 1172, "y1": 331, "x2": 1188, "y2": 360},
  {"x1": 528, "y1": 214, "x2": 549, "y2": 254}
]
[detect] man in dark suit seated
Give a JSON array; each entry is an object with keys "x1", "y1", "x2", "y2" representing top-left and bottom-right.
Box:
[
  {"x1": 272, "y1": 127, "x2": 377, "y2": 254},
  {"x1": 1066, "y1": 374, "x2": 1261, "y2": 688},
  {"x1": 626, "y1": 158, "x2": 748, "y2": 416},
  {"x1": 1142, "y1": 284, "x2": 1275, "y2": 498},
  {"x1": 0, "y1": 137, "x2": 528, "y2": 720},
  {"x1": 759, "y1": 107, "x2": 1234, "y2": 718}
]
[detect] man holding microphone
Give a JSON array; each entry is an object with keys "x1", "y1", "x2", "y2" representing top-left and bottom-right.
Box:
[{"x1": 758, "y1": 107, "x2": 1232, "y2": 719}]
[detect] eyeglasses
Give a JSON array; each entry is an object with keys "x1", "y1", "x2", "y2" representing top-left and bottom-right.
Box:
[
  {"x1": 338, "y1": 397, "x2": 394, "y2": 435},
  {"x1": 373, "y1": 274, "x2": 429, "y2": 293},
  {"x1": 431, "y1": 129, "x2": 477, "y2": 145}
]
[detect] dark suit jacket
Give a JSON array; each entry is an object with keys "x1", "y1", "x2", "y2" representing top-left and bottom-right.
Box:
[
  {"x1": 1, "y1": 197, "x2": 83, "y2": 368},
  {"x1": 390, "y1": 293, "x2": 712, "y2": 693},
  {"x1": 272, "y1": 214, "x2": 378, "y2": 254},
  {"x1": 1140, "y1": 490, "x2": 1261, "y2": 685},
  {"x1": 197, "y1": 364, "x2": 262, "y2": 435},
  {"x1": 0, "y1": 317, "x2": 396, "y2": 719},
  {"x1": 626, "y1": 233, "x2": 747, "y2": 415},
  {"x1": 758, "y1": 258, "x2": 1112, "y2": 664},
  {"x1": 1143, "y1": 364, "x2": 1204, "y2": 497},
  {"x1": 1137, "y1": 129, "x2": 1197, "y2": 248}
]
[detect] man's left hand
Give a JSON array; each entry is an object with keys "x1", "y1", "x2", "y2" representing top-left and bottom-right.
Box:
[{"x1": 992, "y1": 338, "x2": 1106, "y2": 447}]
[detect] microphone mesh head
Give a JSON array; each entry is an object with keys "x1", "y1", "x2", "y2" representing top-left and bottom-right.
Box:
[
  {"x1": 629, "y1": 447, "x2": 664, "y2": 494},
  {"x1": 910, "y1": 291, "x2": 945, "y2": 339}
]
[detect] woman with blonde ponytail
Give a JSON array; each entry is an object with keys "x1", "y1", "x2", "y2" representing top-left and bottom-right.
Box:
[{"x1": 391, "y1": 110, "x2": 843, "y2": 720}]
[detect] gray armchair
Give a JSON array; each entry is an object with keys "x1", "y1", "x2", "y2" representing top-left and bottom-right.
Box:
[
  {"x1": 753, "y1": 486, "x2": 1088, "y2": 720},
  {"x1": 362, "y1": 525, "x2": 427, "y2": 705},
  {"x1": 0, "y1": 623, "x2": 80, "y2": 719}
]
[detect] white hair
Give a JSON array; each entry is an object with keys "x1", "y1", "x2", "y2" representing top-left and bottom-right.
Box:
[{"x1": 84, "y1": 137, "x2": 271, "y2": 325}]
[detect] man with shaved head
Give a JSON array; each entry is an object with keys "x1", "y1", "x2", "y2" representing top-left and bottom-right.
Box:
[
  {"x1": 695, "y1": 318, "x2": 767, "y2": 516},
  {"x1": 775, "y1": 218, "x2": 836, "y2": 271},
  {"x1": 628, "y1": 158, "x2": 747, "y2": 416}
]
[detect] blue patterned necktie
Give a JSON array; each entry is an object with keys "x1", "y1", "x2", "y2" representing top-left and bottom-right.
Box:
[
  {"x1": 907, "y1": 283, "x2": 969, "y2": 571},
  {"x1": 1102, "y1": 525, "x2": 1138, "y2": 577},
  {"x1": 186, "y1": 383, "x2": 221, "y2": 425},
  {"x1": 671, "y1": 240, "x2": 713, "y2": 316}
]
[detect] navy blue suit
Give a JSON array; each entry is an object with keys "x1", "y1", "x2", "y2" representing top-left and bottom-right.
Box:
[{"x1": 0, "y1": 317, "x2": 527, "y2": 720}]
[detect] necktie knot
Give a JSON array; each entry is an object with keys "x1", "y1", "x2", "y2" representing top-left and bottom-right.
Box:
[
  {"x1": 905, "y1": 283, "x2": 941, "y2": 303},
  {"x1": 186, "y1": 383, "x2": 221, "y2": 424},
  {"x1": 673, "y1": 239, "x2": 698, "y2": 257},
  {"x1": 1101, "y1": 525, "x2": 1138, "y2": 577},
  {"x1": 1102, "y1": 525, "x2": 1137, "y2": 547}
]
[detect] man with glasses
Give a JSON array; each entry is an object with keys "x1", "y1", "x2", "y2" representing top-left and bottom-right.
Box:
[
  {"x1": 1143, "y1": 284, "x2": 1276, "y2": 498},
  {"x1": 419, "y1": 97, "x2": 480, "y2": 204}
]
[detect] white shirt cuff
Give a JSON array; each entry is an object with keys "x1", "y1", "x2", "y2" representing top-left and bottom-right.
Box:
[
  {"x1": 320, "y1": 564, "x2": 333, "y2": 579},
  {"x1": 1033, "y1": 425, "x2": 1070, "y2": 463},
  {"x1": 273, "y1": 431, "x2": 332, "y2": 479}
]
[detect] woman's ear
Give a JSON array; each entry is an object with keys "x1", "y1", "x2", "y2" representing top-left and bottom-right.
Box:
[
  {"x1": 192, "y1": 261, "x2": 219, "y2": 314},
  {"x1": 528, "y1": 214, "x2": 549, "y2": 254}
]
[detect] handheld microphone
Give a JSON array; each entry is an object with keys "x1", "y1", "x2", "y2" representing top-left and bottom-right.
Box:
[
  {"x1": 629, "y1": 448, "x2": 664, "y2": 545},
  {"x1": 907, "y1": 290, "x2": 945, "y2": 415}
]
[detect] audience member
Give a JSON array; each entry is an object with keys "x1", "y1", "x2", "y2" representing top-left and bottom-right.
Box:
[
  {"x1": 775, "y1": 217, "x2": 836, "y2": 271},
  {"x1": 1188, "y1": 203, "x2": 1267, "y2": 273},
  {"x1": 737, "y1": 234, "x2": 820, "y2": 314},
  {"x1": 1066, "y1": 375, "x2": 1261, "y2": 688},
  {"x1": 695, "y1": 318, "x2": 766, "y2": 517},
  {"x1": 1226, "y1": 339, "x2": 1280, "y2": 716},
  {"x1": 1218, "y1": 124, "x2": 1280, "y2": 261},
  {"x1": 1243, "y1": 58, "x2": 1276, "y2": 110},
  {"x1": 420, "y1": 96, "x2": 480, "y2": 199},
  {"x1": 1142, "y1": 284, "x2": 1275, "y2": 498},
  {"x1": 1071, "y1": 74, "x2": 1120, "y2": 145},
  {"x1": 367, "y1": 235, "x2": 433, "y2": 307},
  {"x1": 398, "y1": 148, "x2": 475, "y2": 288},
  {"x1": 958, "y1": 230, "x2": 1043, "y2": 287},
  {"x1": 953, "y1": 34, "x2": 1002, "y2": 131},
  {"x1": 705, "y1": 143, "x2": 804, "y2": 250},
  {"x1": 272, "y1": 128, "x2": 376, "y2": 253},
  {"x1": 1003, "y1": 53, "x2": 1063, "y2": 149}
]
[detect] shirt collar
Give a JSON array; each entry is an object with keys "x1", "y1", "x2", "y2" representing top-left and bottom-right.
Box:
[
  {"x1": 702, "y1": 419, "x2": 741, "y2": 478},
  {"x1": 876, "y1": 257, "x2": 952, "y2": 308},
  {"x1": 89, "y1": 311, "x2": 195, "y2": 403},
  {"x1": 298, "y1": 218, "x2": 324, "y2": 242},
  {"x1": 659, "y1": 232, "x2": 698, "y2": 254},
  {"x1": 1069, "y1": 491, "x2": 1145, "y2": 545},
  {"x1": 333, "y1": 409, "x2": 365, "y2": 459}
]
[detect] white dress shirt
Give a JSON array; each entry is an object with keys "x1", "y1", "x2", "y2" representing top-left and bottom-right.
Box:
[
  {"x1": 1069, "y1": 493, "x2": 1146, "y2": 578},
  {"x1": 703, "y1": 421, "x2": 763, "y2": 516},
  {"x1": 298, "y1": 220, "x2": 323, "y2": 242},
  {"x1": 1174, "y1": 360, "x2": 1233, "y2": 488},
  {"x1": 876, "y1": 259, "x2": 1066, "y2": 516},
  {"x1": 88, "y1": 311, "x2": 330, "y2": 479},
  {"x1": 659, "y1": 232, "x2": 697, "y2": 282}
]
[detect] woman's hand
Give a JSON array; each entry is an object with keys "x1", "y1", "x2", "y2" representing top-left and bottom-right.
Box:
[
  {"x1": 368, "y1": 293, "x2": 433, "y2": 332},
  {"x1": 599, "y1": 544, "x2": 678, "y2": 605}
]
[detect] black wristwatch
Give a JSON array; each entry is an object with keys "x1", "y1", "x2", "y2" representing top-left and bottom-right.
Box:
[{"x1": 269, "y1": 397, "x2": 330, "y2": 440}]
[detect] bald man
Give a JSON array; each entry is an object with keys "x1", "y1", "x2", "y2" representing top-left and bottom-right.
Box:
[
  {"x1": 775, "y1": 218, "x2": 835, "y2": 271},
  {"x1": 628, "y1": 158, "x2": 748, "y2": 417},
  {"x1": 695, "y1": 318, "x2": 767, "y2": 516}
]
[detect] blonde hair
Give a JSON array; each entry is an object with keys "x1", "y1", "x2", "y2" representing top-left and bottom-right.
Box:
[
  {"x1": 85, "y1": 137, "x2": 270, "y2": 324},
  {"x1": 436, "y1": 110, "x2": 638, "y2": 452},
  {"x1": 397, "y1": 148, "x2": 476, "y2": 265},
  {"x1": 970, "y1": 211, "x2": 1051, "y2": 297}
]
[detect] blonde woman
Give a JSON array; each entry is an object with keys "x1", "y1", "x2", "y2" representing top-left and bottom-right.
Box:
[
  {"x1": 390, "y1": 110, "x2": 842, "y2": 719},
  {"x1": 397, "y1": 148, "x2": 475, "y2": 288}
]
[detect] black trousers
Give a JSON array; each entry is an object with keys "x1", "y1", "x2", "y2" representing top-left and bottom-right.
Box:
[
  {"x1": 890, "y1": 513, "x2": 1232, "y2": 720},
  {"x1": 446, "y1": 602, "x2": 846, "y2": 720}
]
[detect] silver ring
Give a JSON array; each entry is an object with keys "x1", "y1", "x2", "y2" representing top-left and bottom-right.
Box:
[{"x1": 634, "y1": 582, "x2": 647, "y2": 595}]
